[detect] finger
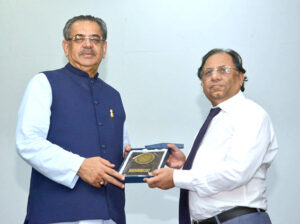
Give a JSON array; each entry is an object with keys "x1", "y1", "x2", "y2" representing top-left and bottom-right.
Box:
[
  {"x1": 123, "y1": 145, "x2": 131, "y2": 158},
  {"x1": 99, "y1": 180, "x2": 105, "y2": 185},
  {"x1": 92, "y1": 182, "x2": 101, "y2": 189},
  {"x1": 99, "y1": 157, "x2": 115, "y2": 168},
  {"x1": 166, "y1": 159, "x2": 172, "y2": 166},
  {"x1": 143, "y1": 177, "x2": 155, "y2": 188},
  {"x1": 147, "y1": 176, "x2": 161, "y2": 188},
  {"x1": 168, "y1": 161, "x2": 178, "y2": 167},
  {"x1": 104, "y1": 174, "x2": 125, "y2": 189},
  {"x1": 151, "y1": 169, "x2": 160, "y2": 176},
  {"x1": 99, "y1": 180, "x2": 108, "y2": 186},
  {"x1": 167, "y1": 144, "x2": 179, "y2": 152},
  {"x1": 104, "y1": 167, "x2": 125, "y2": 181},
  {"x1": 124, "y1": 145, "x2": 131, "y2": 152}
]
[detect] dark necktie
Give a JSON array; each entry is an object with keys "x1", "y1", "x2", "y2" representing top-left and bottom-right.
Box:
[{"x1": 179, "y1": 107, "x2": 221, "y2": 224}]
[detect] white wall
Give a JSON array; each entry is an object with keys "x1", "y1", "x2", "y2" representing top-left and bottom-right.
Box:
[{"x1": 1, "y1": 0, "x2": 299, "y2": 223}]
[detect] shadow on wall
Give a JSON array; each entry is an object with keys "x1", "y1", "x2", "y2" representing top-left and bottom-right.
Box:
[
  {"x1": 14, "y1": 153, "x2": 31, "y2": 192},
  {"x1": 266, "y1": 159, "x2": 278, "y2": 196}
]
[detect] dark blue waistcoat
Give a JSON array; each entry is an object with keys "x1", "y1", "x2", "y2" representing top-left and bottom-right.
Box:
[{"x1": 25, "y1": 63, "x2": 126, "y2": 224}]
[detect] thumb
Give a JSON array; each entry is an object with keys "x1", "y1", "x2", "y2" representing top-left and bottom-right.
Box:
[
  {"x1": 125, "y1": 144, "x2": 131, "y2": 151},
  {"x1": 167, "y1": 144, "x2": 179, "y2": 152},
  {"x1": 151, "y1": 169, "x2": 160, "y2": 176}
]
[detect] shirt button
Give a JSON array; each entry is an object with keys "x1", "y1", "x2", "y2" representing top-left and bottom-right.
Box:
[
  {"x1": 98, "y1": 122, "x2": 103, "y2": 126},
  {"x1": 101, "y1": 145, "x2": 106, "y2": 149},
  {"x1": 94, "y1": 100, "x2": 99, "y2": 105},
  {"x1": 90, "y1": 80, "x2": 94, "y2": 84}
]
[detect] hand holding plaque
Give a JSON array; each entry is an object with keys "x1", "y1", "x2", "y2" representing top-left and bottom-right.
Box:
[
  {"x1": 119, "y1": 143, "x2": 184, "y2": 183},
  {"x1": 119, "y1": 149, "x2": 168, "y2": 183}
]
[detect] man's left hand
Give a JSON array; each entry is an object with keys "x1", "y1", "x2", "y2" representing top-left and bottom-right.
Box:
[
  {"x1": 166, "y1": 144, "x2": 186, "y2": 169},
  {"x1": 144, "y1": 168, "x2": 174, "y2": 190}
]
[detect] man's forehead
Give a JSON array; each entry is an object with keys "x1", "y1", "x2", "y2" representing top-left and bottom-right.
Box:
[
  {"x1": 69, "y1": 20, "x2": 102, "y2": 35},
  {"x1": 204, "y1": 52, "x2": 234, "y2": 67}
]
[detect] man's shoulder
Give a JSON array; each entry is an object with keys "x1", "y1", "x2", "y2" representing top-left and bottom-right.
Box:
[
  {"x1": 41, "y1": 66, "x2": 66, "y2": 76},
  {"x1": 238, "y1": 96, "x2": 269, "y2": 120},
  {"x1": 224, "y1": 93, "x2": 267, "y2": 117},
  {"x1": 97, "y1": 78, "x2": 121, "y2": 96},
  {"x1": 244, "y1": 97, "x2": 266, "y2": 112}
]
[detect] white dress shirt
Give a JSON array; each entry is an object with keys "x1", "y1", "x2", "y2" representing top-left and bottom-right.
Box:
[
  {"x1": 16, "y1": 73, "x2": 130, "y2": 224},
  {"x1": 173, "y1": 91, "x2": 278, "y2": 220}
]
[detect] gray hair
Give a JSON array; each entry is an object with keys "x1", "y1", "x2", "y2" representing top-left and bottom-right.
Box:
[
  {"x1": 197, "y1": 48, "x2": 248, "y2": 92},
  {"x1": 63, "y1": 15, "x2": 107, "y2": 41}
]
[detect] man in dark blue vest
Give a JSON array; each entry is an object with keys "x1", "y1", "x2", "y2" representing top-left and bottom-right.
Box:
[{"x1": 16, "y1": 15, "x2": 130, "y2": 224}]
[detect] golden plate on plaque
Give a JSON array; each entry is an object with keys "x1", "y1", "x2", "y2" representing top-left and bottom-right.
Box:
[{"x1": 134, "y1": 153, "x2": 155, "y2": 164}]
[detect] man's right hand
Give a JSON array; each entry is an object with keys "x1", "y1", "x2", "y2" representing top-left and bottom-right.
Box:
[{"x1": 77, "y1": 157, "x2": 125, "y2": 189}]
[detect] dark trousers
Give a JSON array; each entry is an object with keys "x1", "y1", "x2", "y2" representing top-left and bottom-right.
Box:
[{"x1": 221, "y1": 211, "x2": 271, "y2": 224}]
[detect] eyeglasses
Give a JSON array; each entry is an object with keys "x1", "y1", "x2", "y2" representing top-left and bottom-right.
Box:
[
  {"x1": 201, "y1": 66, "x2": 238, "y2": 78},
  {"x1": 67, "y1": 34, "x2": 104, "y2": 44}
]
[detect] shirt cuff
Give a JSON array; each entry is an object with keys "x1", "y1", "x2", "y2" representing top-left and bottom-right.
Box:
[
  {"x1": 173, "y1": 169, "x2": 196, "y2": 191},
  {"x1": 68, "y1": 155, "x2": 85, "y2": 189}
]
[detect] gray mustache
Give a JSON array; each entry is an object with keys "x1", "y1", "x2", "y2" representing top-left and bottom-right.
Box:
[{"x1": 79, "y1": 49, "x2": 96, "y2": 56}]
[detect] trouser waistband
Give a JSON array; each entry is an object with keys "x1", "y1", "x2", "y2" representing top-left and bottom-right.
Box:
[{"x1": 193, "y1": 206, "x2": 265, "y2": 224}]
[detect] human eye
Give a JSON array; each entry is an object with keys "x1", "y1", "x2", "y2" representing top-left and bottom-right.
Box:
[
  {"x1": 74, "y1": 34, "x2": 84, "y2": 43},
  {"x1": 224, "y1": 67, "x2": 231, "y2": 74},
  {"x1": 219, "y1": 66, "x2": 228, "y2": 74},
  {"x1": 90, "y1": 35, "x2": 101, "y2": 44},
  {"x1": 203, "y1": 69, "x2": 213, "y2": 77}
]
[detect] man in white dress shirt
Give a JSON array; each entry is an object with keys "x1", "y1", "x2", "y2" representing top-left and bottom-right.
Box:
[
  {"x1": 16, "y1": 15, "x2": 131, "y2": 224},
  {"x1": 145, "y1": 48, "x2": 278, "y2": 224}
]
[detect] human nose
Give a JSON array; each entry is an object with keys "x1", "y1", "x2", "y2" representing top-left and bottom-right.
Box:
[
  {"x1": 210, "y1": 69, "x2": 222, "y2": 79},
  {"x1": 82, "y1": 37, "x2": 93, "y2": 48}
]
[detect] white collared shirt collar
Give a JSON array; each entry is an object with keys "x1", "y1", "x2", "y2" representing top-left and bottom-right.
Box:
[{"x1": 215, "y1": 91, "x2": 245, "y2": 113}]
